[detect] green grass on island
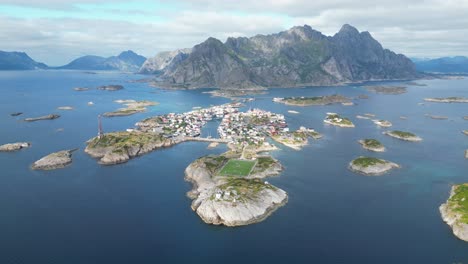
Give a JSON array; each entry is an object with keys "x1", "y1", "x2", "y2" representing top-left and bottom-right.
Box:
[
  {"x1": 202, "y1": 155, "x2": 229, "y2": 174},
  {"x1": 282, "y1": 94, "x2": 349, "y2": 105},
  {"x1": 213, "y1": 178, "x2": 277, "y2": 202},
  {"x1": 448, "y1": 184, "x2": 468, "y2": 223},
  {"x1": 251, "y1": 156, "x2": 277, "y2": 174},
  {"x1": 352, "y1": 157, "x2": 385, "y2": 168},
  {"x1": 362, "y1": 139, "x2": 383, "y2": 148},
  {"x1": 218, "y1": 159, "x2": 256, "y2": 177},
  {"x1": 326, "y1": 114, "x2": 354, "y2": 125},
  {"x1": 390, "y1": 130, "x2": 416, "y2": 138},
  {"x1": 88, "y1": 132, "x2": 164, "y2": 152}
]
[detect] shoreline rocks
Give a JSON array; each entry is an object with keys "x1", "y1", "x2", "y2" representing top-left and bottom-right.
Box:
[
  {"x1": 349, "y1": 156, "x2": 400, "y2": 176},
  {"x1": 31, "y1": 149, "x2": 77, "y2": 170},
  {"x1": 383, "y1": 130, "x2": 422, "y2": 142},
  {"x1": 440, "y1": 184, "x2": 468, "y2": 242},
  {"x1": 185, "y1": 154, "x2": 287, "y2": 227},
  {"x1": 24, "y1": 114, "x2": 60, "y2": 122},
  {"x1": 0, "y1": 142, "x2": 30, "y2": 152}
]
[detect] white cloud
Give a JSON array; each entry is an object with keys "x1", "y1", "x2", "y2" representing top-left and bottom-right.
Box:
[{"x1": 0, "y1": 0, "x2": 467, "y2": 65}]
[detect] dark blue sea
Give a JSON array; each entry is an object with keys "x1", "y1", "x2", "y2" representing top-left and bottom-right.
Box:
[{"x1": 0, "y1": 70, "x2": 467, "y2": 263}]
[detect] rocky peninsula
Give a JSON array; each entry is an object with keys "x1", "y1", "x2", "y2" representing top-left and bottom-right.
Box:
[
  {"x1": 31, "y1": 149, "x2": 77, "y2": 170},
  {"x1": 324, "y1": 113, "x2": 355, "y2": 128},
  {"x1": 384, "y1": 130, "x2": 422, "y2": 141},
  {"x1": 349, "y1": 156, "x2": 400, "y2": 176},
  {"x1": 103, "y1": 100, "x2": 158, "y2": 117},
  {"x1": 358, "y1": 139, "x2": 385, "y2": 152},
  {"x1": 0, "y1": 142, "x2": 30, "y2": 152},
  {"x1": 365, "y1": 86, "x2": 407, "y2": 94},
  {"x1": 440, "y1": 184, "x2": 468, "y2": 242},
  {"x1": 185, "y1": 154, "x2": 287, "y2": 226},
  {"x1": 85, "y1": 131, "x2": 178, "y2": 165},
  {"x1": 273, "y1": 94, "x2": 350, "y2": 106},
  {"x1": 424, "y1": 97, "x2": 468, "y2": 103},
  {"x1": 24, "y1": 114, "x2": 60, "y2": 122}
]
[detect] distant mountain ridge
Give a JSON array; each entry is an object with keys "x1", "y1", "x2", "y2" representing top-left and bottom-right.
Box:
[
  {"x1": 140, "y1": 24, "x2": 418, "y2": 89},
  {"x1": 0, "y1": 51, "x2": 48, "y2": 70},
  {"x1": 57, "y1": 50, "x2": 146, "y2": 71},
  {"x1": 412, "y1": 56, "x2": 468, "y2": 73}
]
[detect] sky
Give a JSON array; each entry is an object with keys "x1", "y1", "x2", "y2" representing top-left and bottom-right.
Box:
[{"x1": 0, "y1": 0, "x2": 467, "y2": 65}]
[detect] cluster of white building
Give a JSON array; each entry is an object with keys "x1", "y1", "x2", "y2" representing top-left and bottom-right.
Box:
[{"x1": 217, "y1": 108, "x2": 287, "y2": 145}]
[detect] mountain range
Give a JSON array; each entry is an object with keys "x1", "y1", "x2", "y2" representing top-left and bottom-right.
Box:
[
  {"x1": 56, "y1": 50, "x2": 146, "y2": 71},
  {"x1": 0, "y1": 50, "x2": 146, "y2": 72},
  {"x1": 412, "y1": 56, "x2": 468, "y2": 73},
  {"x1": 0, "y1": 51, "x2": 48, "y2": 70},
  {"x1": 140, "y1": 24, "x2": 418, "y2": 89}
]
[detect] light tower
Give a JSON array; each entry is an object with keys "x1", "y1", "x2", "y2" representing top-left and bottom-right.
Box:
[{"x1": 98, "y1": 114, "x2": 103, "y2": 139}]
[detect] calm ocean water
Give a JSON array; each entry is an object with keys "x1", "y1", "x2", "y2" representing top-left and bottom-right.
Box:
[{"x1": 0, "y1": 70, "x2": 467, "y2": 263}]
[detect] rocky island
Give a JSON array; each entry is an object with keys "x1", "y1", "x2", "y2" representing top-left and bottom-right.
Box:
[
  {"x1": 103, "y1": 100, "x2": 158, "y2": 117},
  {"x1": 0, "y1": 142, "x2": 30, "y2": 152},
  {"x1": 73, "y1": 87, "x2": 90, "y2": 91},
  {"x1": 358, "y1": 139, "x2": 385, "y2": 152},
  {"x1": 10, "y1": 112, "x2": 23, "y2": 116},
  {"x1": 424, "y1": 97, "x2": 468, "y2": 103},
  {"x1": 365, "y1": 86, "x2": 407, "y2": 94},
  {"x1": 85, "y1": 131, "x2": 177, "y2": 165},
  {"x1": 273, "y1": 94, "x2": 350, "y2": 106},
  {"x1": 426, "y1": 114, "x2": 449, "y2": 120},
  {"x1": 440, "y1": 184, "x2": 468, "y2": 242},
  {"x1": 463, "y1": 130, "x2": 468, "y2": 136},
  {"x1": 373, "y1": 119, "x2": 392, "y2": 127},
  {"x1": 24, "y1": 114, "x2": 60, "y2": 122},
  {"x1": 271, "y1": 127, "x2": 322, "y2": 150},
  {"x1": 384, "y1": 130, "x2": 422, "y2": 141},
  {"x1": 324, "y1": 113, "x2": 355, "y2": 127},
  {"x1": 31, "y1": 149, "x2": 77, "y2": 170},
  {"x1": 349, "y1": 156, "x2": 400, "y2": 176},
  {"x1": 97, "y1": 84, "x2": 124, "y2": 91},
  {"x1": 185, "y1": 153, "x2": 287, "y2": 226},
  {"x1": 57, "y1": 106, "x2": 74, "y2": 111}
]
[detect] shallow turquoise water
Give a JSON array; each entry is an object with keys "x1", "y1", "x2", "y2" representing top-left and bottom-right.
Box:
[{"x1": 0, "y1": 71, "x2": 467, "y2": 263}]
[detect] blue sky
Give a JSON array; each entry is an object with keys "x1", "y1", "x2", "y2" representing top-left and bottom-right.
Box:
[{"x1": 0, "y1": 0, "x2": 467, "y2": 65}]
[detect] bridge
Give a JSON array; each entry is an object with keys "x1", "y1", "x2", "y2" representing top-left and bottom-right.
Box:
[{"x1": 183, "y1": 137, "x2": 231, "y2": 144}]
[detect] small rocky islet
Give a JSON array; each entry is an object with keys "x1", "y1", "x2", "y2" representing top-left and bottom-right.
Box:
[
  {"x1": 31, "y1": 149, "x2": 77, "y2": 170},
  {"x1": 323, "y1": 113, "x2": 355, "y2": 128},
  {"x1": 103, "y1": 100, "x2": 159, "y2": 117},
  {"x1": 0, "y1": 142, "x2": 30, "y2": 152},
  {"x1": 365, "y1": 85, "x2": 407, "y2": 95},
  {"x1": 24, "y1": 114, "x2": 60, "y2": 122},
  {"x1": 383, "y1": 130, "x2": 422, "y2": 142},
  {"x1": 358, "y1": 139, "x2": 385, "y2": 152},
  {"x1": 349, "y1": 156, "x2": 400, "y2": 176},
  {"x1": 424, "y1": 97, "x2": 468, "y2": 103}
]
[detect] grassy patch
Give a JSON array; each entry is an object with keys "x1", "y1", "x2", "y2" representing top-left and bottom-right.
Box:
[
  {"x1": 202, "y1": 155, "x2": 229, "y2": 175},
  {"x1": 449, "y1": 184, "x2": 468, "y2": 223},
  {"x1": 352, "y1": 157, "x2": 385, "y2": 168},
  {"x1": 216, "y1": 178, "x2": 277, "y2": 202},
  {"x1": 218, "y1": 159, "x2": 256, "y2": 177}
]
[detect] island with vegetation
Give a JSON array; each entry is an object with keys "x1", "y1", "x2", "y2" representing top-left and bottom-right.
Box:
[
  {"x1": 424, "y1": 97, "x2": 468, "y2": 103},
  {"x1": 426, "y1": 114, "x2": 449, "y2": 120},
  {"x1": 271, "y1": 127, "x2": 322, "y2": 150},
  {"x1": 440, "y1": 184, "x2": 468, "y2": 242},
  {"x1": 383, "y1": 130, "x2": 422, "y2": 141},
  {"x1": 273, "y1": 94, "x2": 350, "y2": 106},
  {"x1": 324, "y1": 113, "x2": 355, "y2": 128},
  {"x1": 185, "y1": 151, "x2": 287, "y2": 226},
  {"x1": 103, "y1": 100, "x2": 158, "y2": 117},
  {"x1": 31, "y1": 149, "x2": 77, "y2": 170},
  {"x1": 365, "y1": 86, "x2": 407, "y2": 94},
  {"x1": 0, "y1": 142, "x2": 30, "y2": 152},
  {"x1": 358, "y1": 139, "x2": 385, "y2": 152},
  {"x1": 349, "y1": 156, "x2": 400, "y2": 176},
  {"x1": 24, "y1": 114, "x2": 60, "y2": 122}
]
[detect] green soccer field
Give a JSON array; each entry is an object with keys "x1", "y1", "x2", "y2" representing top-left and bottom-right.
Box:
[{"x1": 218, "y1": 159, "x2": 256, "y2": 177}]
